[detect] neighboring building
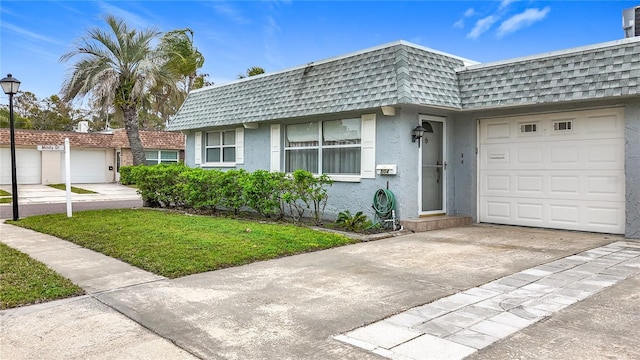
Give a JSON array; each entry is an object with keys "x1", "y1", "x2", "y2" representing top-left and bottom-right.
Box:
[
  {"x1": 0, "y1": 128, "x2": 185, "y2": 184},
  {"x1": 168, "y1": 38, "x2": 640, "y2": 239}
]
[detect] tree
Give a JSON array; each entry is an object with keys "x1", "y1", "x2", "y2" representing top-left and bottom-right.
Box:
[
  {"x1": 3, "y1": 91, "x2": 74, "y2": 130},
  {"x1": 159, "y1": 28, "x2": 205, "y2": 93},
  {"x1": 60, "y1": 15, "x2": 178, "y2": 165},
  {"x1": 238, "y1": 66, "x2": 265, "y2": 79}
]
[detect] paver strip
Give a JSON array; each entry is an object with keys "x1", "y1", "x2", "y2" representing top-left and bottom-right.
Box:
[{"x1": 335, "y1": 241, "x2": 640, "y2": 360}]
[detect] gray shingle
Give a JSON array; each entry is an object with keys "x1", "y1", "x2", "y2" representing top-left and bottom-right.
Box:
[
  {"x1": 457, "y1": 38, "x2": 640, "y2": 109},
  {"x1": 167, "y1": 42, "x2": 467, "y2": 131}
]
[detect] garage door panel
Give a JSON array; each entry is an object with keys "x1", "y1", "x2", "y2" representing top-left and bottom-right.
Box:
[
  {"x1": 517, "y1": 175, "x2": 543, "y2": 193},
  {"x1": 482, "y1": 171, "x2": 624, "y2": 201},
  {"x1": 548, "y1": 204, "x2": 579, "y2": 225},
  {"x1": 61, "y1": 149, "x2": 107, "y2": 183},
  {"x1": 584, "y1": 113, "x2": 624, "y2": 137},
  {"x1": 516, "y1": 202, "x2": 544, "y2": 222},
  {"x1": 480, "y1": 108, "x2": 625, "y2": 234},
  {"x1": 1, "y1": 148, "x2": 41, "y2": 184},
  {"x1": 484, "y1": 201, "x2": 511, "y2": 220}
]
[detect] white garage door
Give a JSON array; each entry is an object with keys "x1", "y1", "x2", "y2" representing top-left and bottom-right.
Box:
[
  {"x1": 61, "y1": 149, "x2": 107, "y2": 183},
  {"x1": 479, "y1": 108, "x2": 625, "y2": 234},
  {"x1": 0, "y1": 148, "x2": 41, "y2": 184}
]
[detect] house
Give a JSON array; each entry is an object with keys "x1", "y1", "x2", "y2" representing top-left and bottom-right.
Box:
[
  {"x1": 168, "y1": 38, "x2": 640, "y2": 239},
  {"x1": 0, "y1": 128, "x2": 185, "y2": 184}
]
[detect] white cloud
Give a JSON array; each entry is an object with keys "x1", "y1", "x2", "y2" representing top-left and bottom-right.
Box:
[
  {"x1": 499, "y1": 0, "x2": 518, "y2": 11},
  {"x1": 1, "y1": 22, "x2": 66, "y2": 46},
  {"x1": 497, "y1": 7, "x2": 551, "y2": 37},
  {"x1": 210, "y1": 2, "x2": 250, "y2": 25},
  {"x1": 467, "y1": 15, "x2": 499, "y2": 39},
  {"x1": 453, "y1": 7, "x2": 476, "y2": 29},
  {"x1": 97, "y1": 1, "x2": 150, "y2": 29}
]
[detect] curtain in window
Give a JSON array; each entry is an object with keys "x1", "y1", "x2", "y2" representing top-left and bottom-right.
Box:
[
  {"x1": 322, "y1": 119, "x2": 361, "y2": 174},
  {"x1": 322, "y1": 148, "x2": 360, "y2": 174},
  {"x1": 285, "y1": 149, "x2": 318, "y2": 173},
  {"x1": 286, "y1": 123, "x2": 318, "y2": 147},
  {"x1": 323, "y1": 119, "x2": 361, "y2": 145}
]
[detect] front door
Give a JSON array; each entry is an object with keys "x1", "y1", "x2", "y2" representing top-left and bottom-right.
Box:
[{"x1": 419, "y1": 115, "x2": 446, "y2": 215}]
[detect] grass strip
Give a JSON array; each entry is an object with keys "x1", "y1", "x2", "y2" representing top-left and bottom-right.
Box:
[
  {"x1": 12, "y1": 209, "x2": 357, "y2": 278},
  {"x1": 47, "y1": 184, "x2": 96, "y2": 194},
  {"x1": 0, "y1": 198, "x2": 11, "y2": 204},
  {"x1": 0, "y1": 189, "x2": 10, "y2": 196},
  {"x1": 0, "y1": 242, "x2": 84, "y2": 309}
]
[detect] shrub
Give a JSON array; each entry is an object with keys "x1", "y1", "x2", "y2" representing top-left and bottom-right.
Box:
[
  {"x1": 219, "y1": 169, "x2": 248, "y2": 214},
  {"x1": 336, "y1": 210, "x2": 372, "y2": 232},
  {"x1": 243, "y1": 170, "x2": 285, "y2": 219},
  {"x1": 180, "y1": 168, "x2": 224, "y2": 211},
  {"x1": 136, "y1": 163, "x2": 189, "y2": 207},
  {"x1": 282, "y1": 170, "x2": 333, "y2": 225},
  {"x1": 119, "y1": 165, "x2": 143, "y2": 185}
]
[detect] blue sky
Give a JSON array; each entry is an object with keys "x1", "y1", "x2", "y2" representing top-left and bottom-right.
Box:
[{"x1": 1, "y1": 0, "x2": 637, "y2": 102}]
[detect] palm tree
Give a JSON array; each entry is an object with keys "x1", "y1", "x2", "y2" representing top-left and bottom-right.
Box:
[
  {"x1": 238, "y1": 66, "x2": 265, "y2": 79},
  {"x1": 60, "y1": 15, "x2": 178, "y2": 165}
]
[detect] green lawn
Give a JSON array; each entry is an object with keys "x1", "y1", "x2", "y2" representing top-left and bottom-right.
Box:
[
  {"x1": 0, "y1": 243, "x2": 84, "y2": 309},
  {"x1": 12, "y1": 209, "x2": 357, "y2": 278},
  {"x1": 47, "y1": 184, "x2": 96, "y2": 194},
  {"x1": 0, "y1": 197, "x2": 11, "y2": 204},
  {"x1": 0, "y1": 189, "x2": 10, "y2": 196}
]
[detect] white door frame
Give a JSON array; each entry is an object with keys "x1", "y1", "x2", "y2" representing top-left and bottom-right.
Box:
[
  {"x1": 115, "y1": 149, "x2": 121, "y2": 182},
  {"x1": 418, "y1": 114, "x2": 447, "y2": 216}
]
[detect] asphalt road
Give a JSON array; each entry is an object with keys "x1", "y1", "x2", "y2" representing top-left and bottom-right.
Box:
[{"x1": 0, "y1": 199, "x2": 143, "y2": 219}]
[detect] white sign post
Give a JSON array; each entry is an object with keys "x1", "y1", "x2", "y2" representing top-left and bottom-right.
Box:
[{"x1": 65, "y1": 138, "x2": 72, "y2": 217}]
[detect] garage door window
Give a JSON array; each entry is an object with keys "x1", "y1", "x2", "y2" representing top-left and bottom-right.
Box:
[{"x1": 145, "y1": 150, "x2": 179, "y2": 165}]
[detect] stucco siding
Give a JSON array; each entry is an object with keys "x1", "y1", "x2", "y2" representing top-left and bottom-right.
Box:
[
  {"x1": 625, "y1": 100, "x2": 640, "y2": 238},
  {"x1": 241, "y1": 125, "x2": 271, "y2": 172}
]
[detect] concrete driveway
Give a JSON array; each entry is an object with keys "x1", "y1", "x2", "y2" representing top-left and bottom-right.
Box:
[
  {"x1": 1, "y1": 224, "x2": 638, "y2": 359},
  {"x1": 0, "y1": 183, "x2": 142, "y2": 219}
]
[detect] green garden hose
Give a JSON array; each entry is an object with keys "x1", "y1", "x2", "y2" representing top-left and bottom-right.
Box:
[{"x1": 372, "y1": 188, "x2": 395, "y2": 219}]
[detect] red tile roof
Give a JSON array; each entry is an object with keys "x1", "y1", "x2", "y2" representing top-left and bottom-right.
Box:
[{"x1": 0, "y1": 128, "x2": 184, "y2": 150}]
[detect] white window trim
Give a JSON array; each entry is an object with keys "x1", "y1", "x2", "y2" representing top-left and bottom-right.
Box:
[
  {"x1": 201, "y1": 127, "x2": 244, "y2": 167},
  {"x1": 281, "y1": 114, "x2": 376, "y2": 182},
  {"x1": 144, "y1": 150, "x2": 179, "y2": 165}
]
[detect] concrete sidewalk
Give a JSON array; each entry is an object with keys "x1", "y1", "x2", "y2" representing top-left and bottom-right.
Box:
[{"x1": 1, "y1": 223, "x2": 639, "y2": 360}]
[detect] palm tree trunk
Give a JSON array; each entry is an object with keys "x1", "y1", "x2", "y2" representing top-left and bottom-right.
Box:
[{"x1": 122, "y1": 105, "x2": 146, "y2": 165}]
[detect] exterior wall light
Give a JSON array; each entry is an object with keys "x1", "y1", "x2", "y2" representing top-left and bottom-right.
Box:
[{"x1": 411, "y1": 125, "x2": 426, "y2": 146}]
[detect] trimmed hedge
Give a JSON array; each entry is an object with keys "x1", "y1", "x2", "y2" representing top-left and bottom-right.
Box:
[{"x1": 123, "y1": 165, "x2": 333, "y2": 224}]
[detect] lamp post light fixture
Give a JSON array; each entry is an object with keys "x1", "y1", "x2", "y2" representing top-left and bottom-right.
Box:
[{"x1": 1, "y1": 74, "x2": 21, "y2": 221}]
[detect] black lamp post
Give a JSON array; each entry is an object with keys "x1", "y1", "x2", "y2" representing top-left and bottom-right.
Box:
[{"x1": 1, "y1": 74, "x2": 21, "y2": 221}]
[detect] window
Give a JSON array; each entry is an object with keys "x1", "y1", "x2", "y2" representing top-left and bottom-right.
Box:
[
  {"x1": 553, "y1": 120, "x2": 573, "y2": 131},
  {"x1": 520, "y1": 123, "x2": 538, "y2": 133},
  {"x1": 206, "y1": 130, "x2": 236, "y2": 163},
  {"x1": 285, "y1": 118, "x2": 361, "y2": 175},
  {"x1": 145, "y1": 150, "x2": 179, "y2": 165}
]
